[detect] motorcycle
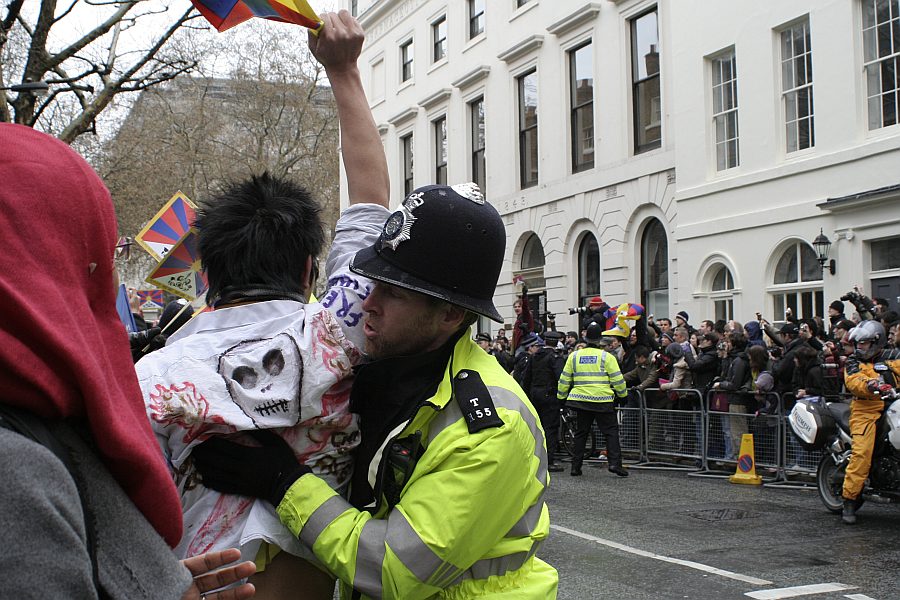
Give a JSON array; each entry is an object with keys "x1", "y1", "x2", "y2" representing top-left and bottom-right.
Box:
[{"x1": 788, "y1": 389, "x2": 900, "y2": 514}]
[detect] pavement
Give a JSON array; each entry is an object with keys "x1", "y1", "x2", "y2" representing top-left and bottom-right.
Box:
[{"x1": 541, "y1": 462, "x2": 900, "y2": 599}]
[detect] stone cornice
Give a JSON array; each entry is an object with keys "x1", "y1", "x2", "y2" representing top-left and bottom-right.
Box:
[
  {"x1": 418, "y1": 88, "x2": 452, "y2": 111},
  {"x1": 547, "y1": 3, "x2": 602, "y2": 37},
  {"x1": 497, "y1": 35, "x2": 544, "y2": 64},
  {"x1": 451, "y1": 65, "x2": 491, "y2": 89}
]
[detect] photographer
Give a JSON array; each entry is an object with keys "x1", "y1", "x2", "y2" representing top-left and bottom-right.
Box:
[{"x1": 568, "y1": 296, "x2": 609, "y2": 331}]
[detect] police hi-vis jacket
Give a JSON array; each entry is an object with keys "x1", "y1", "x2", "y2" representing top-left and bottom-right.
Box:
[
  {"x1": 557, "y1": 347, "x2": 627, "y2": 406},
  {"x1": 275, "y1": 334, "x2": 558, "y2": 599}
]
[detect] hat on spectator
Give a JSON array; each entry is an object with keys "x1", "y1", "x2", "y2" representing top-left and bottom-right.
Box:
[
  {"x1": 543, "y1": 330, "x2": 563, "y2": 342},
  {"x1": 474, "y1": 332, "x2": 492, "y2": 343},
  {"x1": 584, "y1": 323, "x2": 604, "y2": 344},
  {"x1": 755, "y1": 371, "x2": 775, "y2": 394},
  {"x1": 588, "y1": 296, "x2": 604, "y2": 307},
  {"x1": 829, "y1": 300, "x2": 845, "y2": 313},
  {"x1": 665, "y1": 342, "x2": 684, "y2": 359},
  {"x1": 597, "y1": 336, "x2": 615, "y2": 347},
  {"x1": 660, "y1": 332, "x2": 675, "y2": 346},
  {"x1": 521, "y1": 333, "x2": 543, "y2": 349},
  {"x1": 565, "y1": 330, "x2": 578, "y2": 339},
  {"x1": 676, "y1": 310, "x2": 689, "y2": 323},
  {"x1": 780, "y1": 322, "x2": 800, "y2": 335}
]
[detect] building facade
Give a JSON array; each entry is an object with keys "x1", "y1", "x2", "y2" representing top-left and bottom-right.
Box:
[{"x1": 344, "y1": 0, "x2": 900, "y2": 335}]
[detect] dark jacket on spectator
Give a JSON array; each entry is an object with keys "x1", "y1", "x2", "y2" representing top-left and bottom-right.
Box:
[
  {"x1": 691, "y1": 345, "x2": 720, "y2": 394},
  {"x1": 791, "y1": 357, "x2": 828, "y2": 398},
  {"x1": 624, "y1": 359, "x2": 659, "y2": 392},
  {"x1": 718, "y1": 349, "x2": 752, "y2": 403}
]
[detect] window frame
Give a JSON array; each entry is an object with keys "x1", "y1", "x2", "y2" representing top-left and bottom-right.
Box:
[
  {"x1": 862, "y1": 0, "x2": 900, "y2": 130},
  {"x1": 400, "y1": 38, "x2": 414, "y2": 83},
  {"x1": 577, "y1": 233, "x2": 601, "y2": 307},
  {"x1": 518, "y1": 68, "x2": 539, "y2": 189},
  {"x1": 711, "y1": 48, "x2": 739, "y2": 171},
  {"x1": 433, "y1": 115, "x2": 448, "y2": 185},
  {"x1": 432, "y1": 15, "x2": 448, "y2": 63},
  {"x1": 569, "y1": 41, "x2": 595, "y2": 173},
  {"x1": 401, "y1": 132, "x2": 414, "y2": 196},
  {"x1": 630, "y1": 7, "x2": 662, "y2": 154},
  {"x1": 780, "y1": 18, "x2": 815, "y2": 152},
  {"x1": 768, "y1": 241, "x2": 824, "y2": 319},
  {"x1": 641, "y1": 218, "x2": 669, "y2": 318},
  {"x1": 468, "y1": 0, "x2": 485, "y2": 40},
  {"x1": 469, "y1": 95, "x2": 486, "y2": 192}
]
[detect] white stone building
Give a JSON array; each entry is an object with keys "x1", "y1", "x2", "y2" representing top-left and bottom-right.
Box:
[{"x1": 342, "y1": 0, "x2": 900, "y2": 335}]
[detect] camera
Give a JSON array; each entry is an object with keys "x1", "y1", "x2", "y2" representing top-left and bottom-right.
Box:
[
  {"x1": 546, "y1": 312, "x2": 556, "y2": 321},
  {"x1": 841, "y1": 289, "x2": 875, "y2": 315},
  {"x1": 568, "y1": 306, "x2": 589, "y2": 316}
]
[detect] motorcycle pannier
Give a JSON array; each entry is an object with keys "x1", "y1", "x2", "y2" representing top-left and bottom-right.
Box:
[{"x1": 788, "y1": 397, "x2": 836, "y2": 450}]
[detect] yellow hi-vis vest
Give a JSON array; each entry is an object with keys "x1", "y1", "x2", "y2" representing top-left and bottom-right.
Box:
[
  {"x1": 557, "y1": 347, "x2": 627, "y2": 404},
  {"x1": 275, "y1": 334, "x2": 558, "y2": 599}
]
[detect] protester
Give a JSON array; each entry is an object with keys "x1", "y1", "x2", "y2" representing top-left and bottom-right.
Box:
[
  {"x1": 136, "y1": 13, "x2": 389, "y2": 597},
  {"x1": 192, "y1": 181, "x2": 558, "y2": 594},
  {"x1": 0, "y1": 123, "x2": 255, "y2": 599},
  {"x1": 512, "y1": 288, "x2": 536, "y2": 355}
]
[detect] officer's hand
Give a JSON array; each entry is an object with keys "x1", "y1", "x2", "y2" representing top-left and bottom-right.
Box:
[{"x1": 193, "y1": 430, "x2": 311, "y2": 506}]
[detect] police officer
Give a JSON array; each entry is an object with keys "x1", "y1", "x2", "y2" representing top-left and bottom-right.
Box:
[
  {"x1": 557, "y1": 323, "x2": 629, "y2": 477},
  {"x1": 523, "y1": 333, "x2": 565, "y2": 472},
  {"x1": 841, "y1": 320, "x2": 900, "y2": 524},
  {"x1": 193, "y1": 183, "x2": 558, "y2": 598}
]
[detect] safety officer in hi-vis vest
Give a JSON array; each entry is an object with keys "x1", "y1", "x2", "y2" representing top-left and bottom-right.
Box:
[{"x1": 558, "y1": 323, "x2": 629, "y2": 478}]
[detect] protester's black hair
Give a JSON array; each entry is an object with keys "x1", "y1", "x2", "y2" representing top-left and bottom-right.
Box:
[
  {"x1": 196, "y1": 172, "x2": 324, "y2": 303},
  {"x1": 633, "y1": 345, "x2": 650, "y2": 359},
  {"x1": 747, "y1": 345, "x2": 768, "y2": 371},
  {"x1": 714, "y1": 320, "x2": 727, "y2": 334},
  {"x1": 881, "y1": 310, "x2": 899, "y2": 326}
]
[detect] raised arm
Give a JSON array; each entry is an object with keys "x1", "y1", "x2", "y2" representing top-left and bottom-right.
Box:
[{"x1": 309, "y1": 11, "x2": 389, "y2": 208}]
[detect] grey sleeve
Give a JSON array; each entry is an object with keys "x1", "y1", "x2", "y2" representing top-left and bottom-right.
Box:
[
  {"x1": 0, "y1": 429, "x2": 98, "y2": 599},
  {"x1": 321, "y1": 203, "x2": 391, "y2": 349}
]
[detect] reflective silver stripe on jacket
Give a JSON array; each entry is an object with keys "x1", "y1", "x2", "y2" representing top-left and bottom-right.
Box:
[{"x1": 448, "y1": 539, "x2": 543, "y2": 587}]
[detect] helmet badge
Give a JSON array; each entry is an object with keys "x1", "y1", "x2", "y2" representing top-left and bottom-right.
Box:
[
  {"x1": 380, "y1": 191, "x2": 424, "y2": 251},
  {"x1": 451, "y1": 182, "x2": 484, "y2": 204}
]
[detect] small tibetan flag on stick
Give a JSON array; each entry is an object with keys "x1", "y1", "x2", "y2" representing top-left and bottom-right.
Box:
[{"x1": 191, "y1": 0, "x2": 324, "y2": 33}]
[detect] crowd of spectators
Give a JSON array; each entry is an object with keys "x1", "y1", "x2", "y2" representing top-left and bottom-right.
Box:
[{"x1": 481, "y1": 289, "x2": 900, "y2": 456}]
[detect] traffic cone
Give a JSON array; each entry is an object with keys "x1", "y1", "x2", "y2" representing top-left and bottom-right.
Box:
[{"x1": 729, "y1": 433, "x2": 762, "y2": 485}]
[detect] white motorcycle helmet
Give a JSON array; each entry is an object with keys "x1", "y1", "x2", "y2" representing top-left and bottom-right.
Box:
[{"x1": 847, "y1": 320, "x2": 886, "y2": 361}]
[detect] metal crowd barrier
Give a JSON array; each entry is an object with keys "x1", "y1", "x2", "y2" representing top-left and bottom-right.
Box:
[
  {"x1": 554, "y1": 387, "x2": 850, "y2": 482},
  {"x1": 631, "y1": 388, "x2": 704, "y2": 471}
]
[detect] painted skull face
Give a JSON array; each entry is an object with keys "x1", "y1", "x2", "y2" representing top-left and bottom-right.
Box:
[{"x1": 219, "y1": 333, "x2": 302, "y2": 428}]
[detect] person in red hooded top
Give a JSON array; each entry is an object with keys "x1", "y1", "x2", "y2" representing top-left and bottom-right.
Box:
[{"x1": 0, "y1": 123, "x2": 255, "y2": 599}]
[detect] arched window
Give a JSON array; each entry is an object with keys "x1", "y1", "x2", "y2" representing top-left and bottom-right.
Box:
[
  {"x1": 770, "y1": 241, "x2": 823, "y2": 319},
  {"x1": 513, "y1": 233, "x2": 547, "y2": 328},
  {"x1": 709, "y1": 264, "x2": 735, "y2": 321},
  {"x1": 521, "y1": 234, "x2": 546, "y2": 269},
  {"x1": 641, "y1": 219, "x2": 668, "y2": 318},
  {"x1": 578, "y1": 234, "x2": 601, "y2": 306}
]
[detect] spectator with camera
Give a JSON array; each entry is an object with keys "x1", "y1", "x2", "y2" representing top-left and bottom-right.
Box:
[{"x1": 569, "y1": 296, "x2": 609, "y2": 332}]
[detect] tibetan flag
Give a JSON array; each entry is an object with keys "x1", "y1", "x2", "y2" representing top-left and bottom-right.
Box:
[
  {"x1": 136, "y1": 289, "x2": 166, "y2": 309},
  {"x1": 136, "y1": 191, "x2": 197, "y2": 261},
  {"x1": 146, "y1": 229, "x2": 209, "y2": 301},
  {"x1": 191, "y1": 0, "x2": 323, "y2": 33}
]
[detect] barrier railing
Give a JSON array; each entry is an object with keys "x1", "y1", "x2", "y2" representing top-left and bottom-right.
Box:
[
  {"x1": 689, "y1": 391, "x2": 782, "y2": 482},
  {"x1": 632, "y1": 388, "x2": 704, "y2": 470},
  {"x1": 556, "y1": 387, "x2": 843, "y2": 482}
]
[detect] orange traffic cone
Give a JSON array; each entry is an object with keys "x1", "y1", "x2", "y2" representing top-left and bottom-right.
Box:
[{"x1": 729, "y1": 433, "x2": 762, "y2": 485}]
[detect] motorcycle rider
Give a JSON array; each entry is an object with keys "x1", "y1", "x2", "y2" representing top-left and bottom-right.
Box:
[{"x1": 841, "y1": 319, "x2": 900, "y2": 524}]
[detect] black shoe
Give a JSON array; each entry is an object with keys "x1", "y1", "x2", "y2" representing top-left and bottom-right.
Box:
[
  {"x1": 842, "y1": 498, "x2": 859, "y2": 525},
  {"x1": 548, "y1": 462, "x2": 565, "y2": 473},
  {"x1": 609, "y1": 466, "x2": 629, "y2": 477},
  {"x1": 570, "y1": 467, "x2": 582, "y2": 476}
]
